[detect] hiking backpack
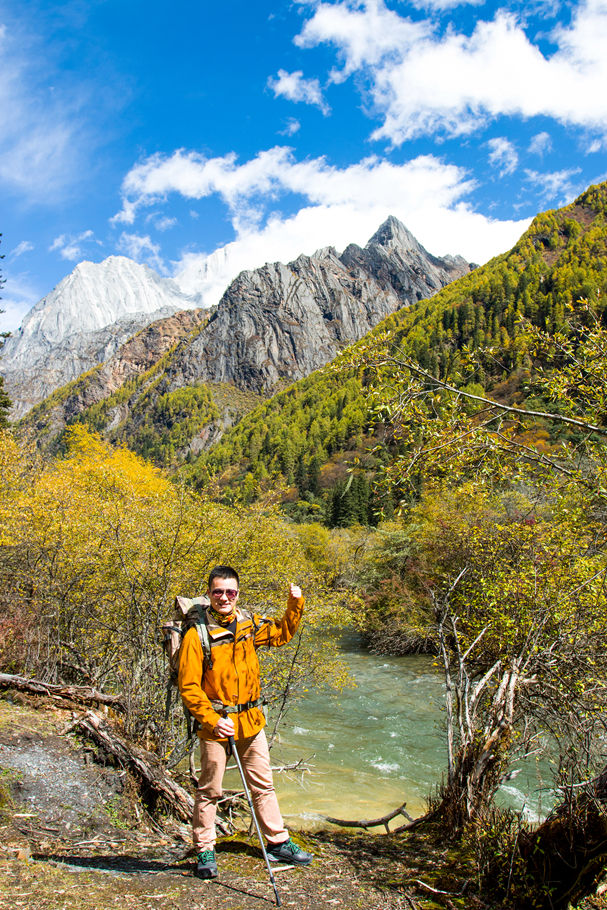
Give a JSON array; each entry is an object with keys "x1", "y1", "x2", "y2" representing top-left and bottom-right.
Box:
[
  {"x1": 161, "y1": 595, "x2": 213, "y2": 723},
  {"x1": 161, "y1": 595, "x2": 267, "y2": 730}
]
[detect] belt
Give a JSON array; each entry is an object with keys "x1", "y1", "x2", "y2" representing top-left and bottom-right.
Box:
[{"x1": 211, "y1": 697, "x2": 264, "y2": 715}]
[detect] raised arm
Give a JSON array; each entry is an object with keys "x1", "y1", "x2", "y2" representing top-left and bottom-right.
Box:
[{"x1": 253, "y1": 583, "x2": 304, "y2": 648}]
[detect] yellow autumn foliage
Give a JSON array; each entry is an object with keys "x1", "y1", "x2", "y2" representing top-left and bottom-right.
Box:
[{"x1": 1, "y1": 427, "x2": 349, "y2": 750}]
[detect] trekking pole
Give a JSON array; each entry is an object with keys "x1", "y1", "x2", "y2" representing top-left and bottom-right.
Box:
[{"x1": 228, "y1": 735, "x2": 281, "y2": 907}]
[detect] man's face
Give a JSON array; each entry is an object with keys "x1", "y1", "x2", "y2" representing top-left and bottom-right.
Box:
[{"x1": 208, "y1": 576, "x2": 240, "y2": 615}]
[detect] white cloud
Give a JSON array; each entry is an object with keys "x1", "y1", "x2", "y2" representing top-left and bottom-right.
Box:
[
  {"x1": 50, "y1": 230, "x2": 95, "y2": 262},
  {"x1": 280, "y1": 117, "x2": 302, "y2": 136},
  {"x1": 0, "y1": 21, "x2": 88, "y2": 199},
  {"x1": 294, "y1": 0, "x2": 607, "y2": 144},
  {"x1": 111, "y1": 198, "x2": 138, "y2": 226},
  {"x1": 409, "y1": 0, "x2": 484, "y2": 8},
  {"x1": 297, "y1": 1, "x2": 429, "y2": 83},
  {"x1": 115, "y1": 146, "x2": 484, "y2": 242},
  {"x1": 587, "y1": 138, "x2": 603, "y2": 153},
  {"x1": 529, "y1": 131, "x2": 552, "y2": 156},
  {"x1": 146, "y1": 214, "x2": 178, "y2": 231},
  {"x1": 117, "y1": 232, "x2": 166, "y2": 273},
  {"x1": 487, "y1": 137, "x2": 518, "y2": 176},
  {"x1": 524, "y1": 0, "x2": 564, "y2": 14},
  {"x1": 524, "y1": 167, "x2": 582, "y2": 202},
  {"x1": 114, "y1": 146, "x2": 483, "y2": 228},
  {"x1": 114, "y1": 147, "x2": 531, "y2": 304},
  {"x1": 7, "y1": 240, "x2": 34, "y2": 260},
  {"x1": 268, "y1": 69, "x2": 330, "y2": 115}
]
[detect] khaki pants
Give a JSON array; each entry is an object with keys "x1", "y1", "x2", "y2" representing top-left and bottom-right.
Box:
[{"x1": 193, "y1": 728, "x2": 288, "y2": 850}]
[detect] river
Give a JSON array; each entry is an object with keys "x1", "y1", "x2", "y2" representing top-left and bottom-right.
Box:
[{"x1": 222, "y1": 630, "x2": 553, "y2": 828}]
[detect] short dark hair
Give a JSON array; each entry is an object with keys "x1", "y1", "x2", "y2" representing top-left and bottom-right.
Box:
[{"x1": 208, "y1": 564, "x2": 240, "y2": 590}]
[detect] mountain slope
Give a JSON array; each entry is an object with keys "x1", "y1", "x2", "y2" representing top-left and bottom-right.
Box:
[
  {"x1": 192, "y1": 182, "x2": 607, "y2": 519},
  {"x1": 21, "y1": 217, "x2": 471, "y2": 462},
  {"x1": 25, "y1": 308, "x2": 209, "y2": 449}
]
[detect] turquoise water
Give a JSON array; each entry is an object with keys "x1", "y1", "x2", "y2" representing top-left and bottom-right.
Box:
[{"x1": 222, "y1": 631, "x2": 553, "y2": 828}]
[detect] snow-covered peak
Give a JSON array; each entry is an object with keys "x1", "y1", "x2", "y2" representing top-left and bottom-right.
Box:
[
  {"x1": 4, "y1": 256, "x2": 196, "y2": 356},
  {"x1": 0, "y1": 255, "x2": 205, "y2": 417}
]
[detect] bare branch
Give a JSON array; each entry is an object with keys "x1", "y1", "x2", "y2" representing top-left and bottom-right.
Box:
[
  {"x1": 324, "y1": 802, "x2": 414, "y2": 833},
  {"x1": 383, "y1": 354, "x2": 607, "y2": 437}
]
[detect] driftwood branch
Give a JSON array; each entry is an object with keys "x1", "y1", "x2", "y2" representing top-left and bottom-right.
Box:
[
  {"x1": 270, "y1": 759, "x2": 312, "y2": 773},
  {"x1": 413, "y1": 879, "x2": 455, "y2": 896},
  {"x1": 324, "y1": 801, "x2": 414, "y2": 834},
  {"x1": 0, "y1": 673, "x2": 126, "y2": 714}
]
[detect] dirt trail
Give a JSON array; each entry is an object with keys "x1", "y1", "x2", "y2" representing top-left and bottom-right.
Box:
[
  {"x1": 0, "y1": 696, "x2": 426, "y2": 910},
  {"x1": 2, "y1": 694, "x2": 607, "y2": 910}
]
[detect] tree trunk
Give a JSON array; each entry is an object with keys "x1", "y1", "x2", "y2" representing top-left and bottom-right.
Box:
[
  {"x1": 0, "y1": 673, "x2": 126, "y2": 713},
  {"x1": 65, "y1": 711, "x2": 230, "y2": 835},
  {"x1": 65, "y1": 710, "x2": 194, "y2": 822},
  {"x1": 435, "y1": 610, "x2": 518, "y2": 832},
  {"x1": 436, "y1": 726, "x2": 512, "y2": 831}
]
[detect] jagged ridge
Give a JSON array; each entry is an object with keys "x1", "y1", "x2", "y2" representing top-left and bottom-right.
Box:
[{"x1": 20, "y1": 217, "x2": 471, "y2": 462}]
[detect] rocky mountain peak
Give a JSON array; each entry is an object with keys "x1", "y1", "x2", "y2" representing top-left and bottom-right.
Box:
[
  {"x1": 6, "y1": 217, "x2": 471, "y2": 428},
  {"x1": 163, "y1": 220, "x2": 471, "y2": 399},
  {"x1": 368, "y1": 216, "x2": 420, "y2": 253}
]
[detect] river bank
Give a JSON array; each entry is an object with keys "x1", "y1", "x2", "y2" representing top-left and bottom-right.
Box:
[
  {"x1": 0, "y1": 692, "x2": 472, "y2": 910},
  {"x1": 254, "y1": 632, "x2": 552, "y2": 828}
]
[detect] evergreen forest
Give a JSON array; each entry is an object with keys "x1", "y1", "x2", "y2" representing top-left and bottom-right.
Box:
[{"x1": 187, "y1": 183, "x2": 607, "y2": 524}]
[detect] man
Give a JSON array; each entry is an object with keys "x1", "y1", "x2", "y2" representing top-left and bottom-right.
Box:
[{"x1": 178, "y1": 564, "x2": 313, "y2": 879}]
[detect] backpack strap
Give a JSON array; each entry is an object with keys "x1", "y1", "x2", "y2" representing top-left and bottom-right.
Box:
[
  {"x1": 194, "y1": 616, "x2": 214, "y2": 670},
  {"x1": 249, "y1": 611, "x2": 273, "y2": 648}
]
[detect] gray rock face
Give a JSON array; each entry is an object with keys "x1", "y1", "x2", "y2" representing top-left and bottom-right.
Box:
[
  {"x1": 165, "y1": 217, "x2": 471, "y2": 395},
  {"x1": 342, "y1": 216, "x2": 469, "y2": 303}
]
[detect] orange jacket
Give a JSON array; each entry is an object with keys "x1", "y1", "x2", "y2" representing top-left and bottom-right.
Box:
[{"x1": 178, "y1": 592, "x2": 304, "y2": 741}]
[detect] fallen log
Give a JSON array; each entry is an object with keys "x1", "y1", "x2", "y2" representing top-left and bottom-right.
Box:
[
  {"x1": 324, "y1": 801, "x2": 415, "y2": 834},
  {"x1": 65, "y1": 710, "x2": 194, "y2": 823},
  {"x1": 64, "y1": 711, "x2": 229, "y2": 834},
  {"x1": 0, "y1": 673, "x2": 126, "y2": 714}
]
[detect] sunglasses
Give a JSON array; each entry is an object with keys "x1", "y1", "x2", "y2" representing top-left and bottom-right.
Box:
[{"x1": 210, "y1": 588, "x2": 239, "y2": 600}]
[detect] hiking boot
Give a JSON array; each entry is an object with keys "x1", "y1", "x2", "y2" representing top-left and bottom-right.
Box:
[
  {"x1": 266, "y1": 837, "x2": 313, "y2": 865},
  {"x1": 196, "y1": 848, "x2": 218, "y2": 879}
]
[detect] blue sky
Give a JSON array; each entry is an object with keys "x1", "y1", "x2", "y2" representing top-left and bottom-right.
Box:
[{"x1": 2, "y1": 0, "x2": 606, "y2": 330}]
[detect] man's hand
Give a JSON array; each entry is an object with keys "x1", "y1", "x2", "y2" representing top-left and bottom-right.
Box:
[
  {"x1": 214, "y1": 716, "x2": 235, "y2": 738},
  {"x1": 289, "y1": 582, "x2": 302, "y2": 600}
]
